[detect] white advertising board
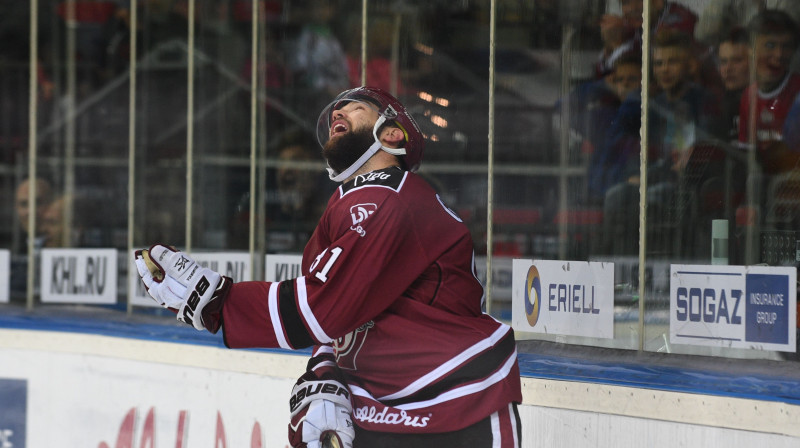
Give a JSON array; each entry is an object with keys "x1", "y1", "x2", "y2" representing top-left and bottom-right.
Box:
[
  {"x1": 0, "y1": 249, "x2": 8, "y2": 303},
  {"x1": 512, "y1": 259, "x2": 615, "y2": 338},
  {"x1": 0, "y1": 345, "x2": 297, "y2": 448},
  {"x1": 193, "y1": 251, "x2": 252, "y2": 282},
  {"x1": 129, "y1": 251, "x2": 252, "y2": 307},
  {"x1": 265, "y1": 254, "x2": 303, "y2": 282},
  {"x1": 40, "y1": 248, "x2": 118, "y2": 304},
  {"x1": 670, "y1": 264, "x2": 797, "y2": 352}
]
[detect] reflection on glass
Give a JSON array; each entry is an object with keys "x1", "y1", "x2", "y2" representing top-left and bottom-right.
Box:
[{"x1": 0, "y1": 0, "x2": 796, "y2": 362}]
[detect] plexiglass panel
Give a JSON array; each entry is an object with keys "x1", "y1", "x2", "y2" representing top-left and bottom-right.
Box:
[{"x1": 1, "y1": 0, "x2": 798, "y2": 362}]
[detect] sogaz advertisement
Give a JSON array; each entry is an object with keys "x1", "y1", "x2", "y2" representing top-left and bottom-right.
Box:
[{"x1": 670, "y1": 264, "x2": 797, "y2": 352}]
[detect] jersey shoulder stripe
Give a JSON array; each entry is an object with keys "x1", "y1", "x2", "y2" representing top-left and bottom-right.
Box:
[{"x1": 340, "y1": 167, "x2": 407, "y2": 197}]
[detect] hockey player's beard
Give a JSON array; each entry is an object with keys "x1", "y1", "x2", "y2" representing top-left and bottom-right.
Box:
[{"x1": 322, "y1": 126, "x2": 377, "y2": 176}]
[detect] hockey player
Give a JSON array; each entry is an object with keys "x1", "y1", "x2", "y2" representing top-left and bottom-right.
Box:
[{"x1": 134, "y1": 86, "x2": 523, "y2": 447}]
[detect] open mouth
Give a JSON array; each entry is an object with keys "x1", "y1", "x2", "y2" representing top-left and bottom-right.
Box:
[
  {"x1": 768, "y1": 64, "x2": 785, "y2": 74},
  {"x1": 330, "y1": 120, "x2": 349, "y2": 138}
]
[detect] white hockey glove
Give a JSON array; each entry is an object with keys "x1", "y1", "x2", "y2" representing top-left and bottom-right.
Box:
[
  {"x1": 289, "y1": 371, "x2": 354, "y2": 448},
  {"x1": 134, "y1": 244, "x2": 231, "y2": 333}
]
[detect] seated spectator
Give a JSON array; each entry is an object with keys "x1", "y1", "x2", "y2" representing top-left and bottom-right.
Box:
[
  {"x1": 229, "y1": 130, "x2": 335, "y2": 253},
  {"x1": 598, "y1": 68, "x2": 645, "y2": 255},
  {"x1": 597, "y1": 0, "x2": 697, "y2": 79},
  {"x1": 610, "y1": 53, "x2": 643, "y2": 101},
  {"x1": 601, "y1": 30, "x2": 723, "y2": 257},
  {"x1": 14, "y1": 177, "x2": 55, "y2": 253},
  {"x1": 586, "y1": 52, "x2": 642, "y2": 205},
  {"x1": 711, "y1": 28, "x2": 752, "y2": 229},
  {"x1": 649, "y1": 30, "x2": 723, "y2": 177},
  {"x1": 718, "y1": 27, "x2": 752, "y2": 142},
  {"x1": 695, "y1": 0, "x2": 800, "y2": 47},
  {"x1": 599, "y1": 1, "x2": 730, "y2": 98},
  {"x1": 737, "y1": 10, "x2": 800, "y2": 174}
]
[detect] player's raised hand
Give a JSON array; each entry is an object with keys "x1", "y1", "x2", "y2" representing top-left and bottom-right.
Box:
[{"x1": 134, "y1": 244, "x2": 231, "y2": 333}]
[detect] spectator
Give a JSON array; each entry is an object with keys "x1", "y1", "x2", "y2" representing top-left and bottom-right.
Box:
[
  {"x1": 266, "y1": 132, "x2": 335, "y2": 252},
  {"x1": 737, "y1": 9, "x2": 800, "y2": 174},
  {"x1": 610, "y1": 52, "x2": 643, "y2": 101},
  {"x1": 696, "y1": 0, "x2": 800, "y2": 47},
  {"x1": 584, "y1": 52, "x2": 642, "y2": 204},
  {"x1": 714, "y1": 28, "x2": 752, "y2": 233},
  {"x1": 718, "y1": 27, "x2": 752, "y2": 142},
  {"x1": 597, "y1": 0, "x2": 697, "y2": 79},
  {"x1": 649, "y1": 31, "x2": 722, "y2": 176},
  {"x1": 9, "y1": 177, "x2": 52, "y2": 302},
  {"x1": 601, "y1": 30, "x2": 723, "y2": 256},
  {"x1": 599, "y1": 58, "x2": 645, "y2": 255},
  {"x1": 229, "y1": 130, "x2": 335, "y2": 252},
  {"x1": 14, "y1": 177, "x2": 55, "y2": 252}
]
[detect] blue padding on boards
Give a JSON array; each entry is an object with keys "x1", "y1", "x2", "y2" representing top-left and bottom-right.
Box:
[
  {"x1": 0, "y1": 307, "x2": 312, "y2": 357},
  {"x1": 515, "y1": 352, "x2": 800, "y2": 406}
]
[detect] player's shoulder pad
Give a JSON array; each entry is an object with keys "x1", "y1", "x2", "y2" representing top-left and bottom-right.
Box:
[{"x1": 340, "y1": 166, "x2": 407, "y2": 196}]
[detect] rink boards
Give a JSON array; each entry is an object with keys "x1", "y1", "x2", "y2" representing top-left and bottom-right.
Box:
[{"x1": 0, "y1": 323, "x2": 798, "y2": 448}]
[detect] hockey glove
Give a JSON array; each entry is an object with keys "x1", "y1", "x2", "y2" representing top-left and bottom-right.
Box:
[
  {"x1": 134, "y1": 244, "x2": 231, "y2": 333},
  {"x1": 288, "y1": 370, "x2": 354, "y2": 448}
]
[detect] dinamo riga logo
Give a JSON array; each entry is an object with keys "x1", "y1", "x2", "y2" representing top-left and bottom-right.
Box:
[
  {"x1": 525, "y1": 265, "x2": 541, "y2": 327},
  {"x1": 334, "y1": 321, "x2": 374, "y2": 370},
  {"x1": 349, "y1": 203, "x2": 377, "y2": 237},
  {"x1": 350, "y1": 203, "x2": 377, "y2": 226}
]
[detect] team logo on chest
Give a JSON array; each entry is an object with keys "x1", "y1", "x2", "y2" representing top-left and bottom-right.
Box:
[
  {"x1": 334, "y1": 321, "x2": 374, "y2": 370},
  {"x1": 349, "y1": 203, "x2": 377, "y2": 237}
]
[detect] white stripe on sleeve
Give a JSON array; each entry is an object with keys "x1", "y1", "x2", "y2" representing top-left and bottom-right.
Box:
[
  {"x1": 296, "y1": 276, "x2": 333, "y2": 344},
  {"x1": 268, "y1": 282, "x2": 291, "y2": 349}
]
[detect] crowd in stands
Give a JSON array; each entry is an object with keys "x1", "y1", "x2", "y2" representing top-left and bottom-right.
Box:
[
  {"x1": 569, "y1": 1, "x2": 800, "y2": 262},
  {"x1": 4, "y1": 1, "x2": 800, "y2": 266}
]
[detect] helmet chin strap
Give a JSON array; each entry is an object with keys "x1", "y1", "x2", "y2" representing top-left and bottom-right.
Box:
[{"x1": 327, "y1": 115, "x2": 408, "y2": 182}]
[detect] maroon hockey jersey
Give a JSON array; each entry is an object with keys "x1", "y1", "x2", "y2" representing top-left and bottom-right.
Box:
[
  {"x1": 221, "y1": 166, "x2": 522, "y2": 434},
  {"x1": 738, "y1": 73, "x2": 800, "y2": 151}
]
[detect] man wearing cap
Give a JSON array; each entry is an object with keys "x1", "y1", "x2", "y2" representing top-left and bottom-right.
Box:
[{"x1": 134, "y1": 86, "x2": 523, "y2": 447}]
